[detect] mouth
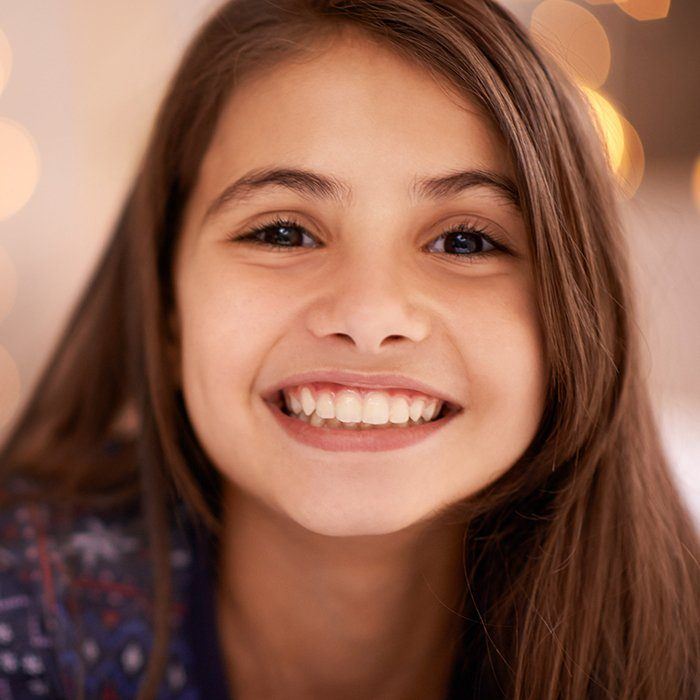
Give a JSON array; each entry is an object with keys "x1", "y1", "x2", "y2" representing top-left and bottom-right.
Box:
[
  {"x1": 266, "y1": 389, "x2": 461, "y2": 429},
  {"x1": 262, "y1": 388, "x2": 462, "y2": 453}
]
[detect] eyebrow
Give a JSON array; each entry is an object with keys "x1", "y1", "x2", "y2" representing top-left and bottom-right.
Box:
[{"x1": 202, "y1": 165, "x2": 521, "y2": 223}]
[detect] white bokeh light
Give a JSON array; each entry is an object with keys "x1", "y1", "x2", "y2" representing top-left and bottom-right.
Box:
[
  {"x1": 0, "y1": 27, "x2": 11, "y2": 97},
  {"x1": 0, "y1": 119, "x2": 41, "y2": 221}
]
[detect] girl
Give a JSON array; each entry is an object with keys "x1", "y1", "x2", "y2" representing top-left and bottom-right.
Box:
[{"x1": 1, "y1": 0, "x2": 698, "y2": 698}]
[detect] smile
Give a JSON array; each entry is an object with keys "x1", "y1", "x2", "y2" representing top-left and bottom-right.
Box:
[
  {"x1": 275, "y1": 383, "x2": 455, "y2": 429},
  {"x1": 263, "y1": 382, "x2": 462, "y2": 452}
]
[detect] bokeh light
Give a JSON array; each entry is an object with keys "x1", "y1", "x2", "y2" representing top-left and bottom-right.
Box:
[
  {"x1": 0, "y1": 118, "x2": 41, "y2": 221},
  {"x1": 616, "y1": 114, "x2": 645, "y2": 199},
  {"x1": 531, "y1": 0, "x2": 611, "y2": 88},
  {"x1": 581, "y1": 86, "x2": 625, "y2": 172},
  {"x1": 0, "y1": 27, "x2": 11, "y2": 97},
  {"x1": 615, "y1": 0, "x2": 671, "y2": 21},
  {"x1": 0, "y1": 344, "x2": 21, "y2": 431},
  {"x1": 692, "y1": 156, "x2": 700, "y2": 214},
  {"x1": 0, "y1": 244, "x2": 17, "y2": 324},
  {"x1": 584, "y1": 0, "x2": 671, "y2": 17}
]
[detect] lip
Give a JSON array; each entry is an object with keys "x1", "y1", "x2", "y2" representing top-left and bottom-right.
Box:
[
  {"x1": 263, "y1": 399, "x2": 462, "y2": 452},
  {"x1": 260, "y1": 370, "x2": 463, "y2": 409}
]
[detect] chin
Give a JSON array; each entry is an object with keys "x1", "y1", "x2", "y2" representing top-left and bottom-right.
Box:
[{"x1": 277, "y1": 493, "x2": 438, "y2": 538}]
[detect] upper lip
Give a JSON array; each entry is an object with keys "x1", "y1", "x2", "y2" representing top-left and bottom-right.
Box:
[{"x1": 261, "y1": 370, "x2": 464, "y2": 409}]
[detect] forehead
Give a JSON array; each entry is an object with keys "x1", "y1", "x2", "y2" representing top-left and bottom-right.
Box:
[{"x1": 194, "y1": 32, "x2": 512, "y2": 210}]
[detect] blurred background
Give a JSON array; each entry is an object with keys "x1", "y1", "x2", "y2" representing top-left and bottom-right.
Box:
[{"x1": 0, "y1": 0, "x2": 698, "y2": 521}]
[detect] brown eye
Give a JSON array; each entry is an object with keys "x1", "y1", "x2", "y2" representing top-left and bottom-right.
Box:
[
  {"x1": 425, "y1": 223, "x2": 504, "y2": 262},
  {"x1": 232, "y1": 218, "x2": 315, "y2": 249},
  {"x1": 444, "y1": 230, "x2": 490, "y2": 254}
]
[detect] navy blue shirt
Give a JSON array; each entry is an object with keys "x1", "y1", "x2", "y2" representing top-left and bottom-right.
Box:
[{"x1": 0, "y1": 476, "x2": 230, "y2": 698}]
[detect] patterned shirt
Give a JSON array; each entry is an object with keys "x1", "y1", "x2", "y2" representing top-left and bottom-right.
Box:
[{"x1": 0, "y1": 475, "x2": 231, "y2": 699}]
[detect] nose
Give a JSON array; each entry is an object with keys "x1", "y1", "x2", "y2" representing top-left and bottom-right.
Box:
[{"x1": 305, "y1": 252, "x2": 431, "y2": 355}]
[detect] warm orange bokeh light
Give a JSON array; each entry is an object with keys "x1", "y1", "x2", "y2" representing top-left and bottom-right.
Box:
[
  {"x1": 531, "y1": 0, "x2": 611, "y2": 88},
  {"x1": 616, "y1": 115, "x2": 645, "y2": 199},
  {"x1": 0, "y1": 119, "x2": 41, "y2": 221},
  {"x1": 0, "y1": 244, "x2": 17, "y2": 324},
  {"x1": 0, "y1": 344, "x2": 21, "y2": 431},
  {"x1": 581, "y1": 87, "x2": 644, "y2": 198},
  {"x1": 0, "y1": 27, "x2": 11, "y2": 97},
  {"x1": 581, "y1": 86, "x2": 625, "y2": 172},
  {"x1": 615, "y1": 0, "x2": 671, "y2": 21},
  {"x1": 692, "y1": 156, "x2": 700, "y2": 214},
  {"x1": 585, "y1": 0, "x2": 671, "y2": 17}
]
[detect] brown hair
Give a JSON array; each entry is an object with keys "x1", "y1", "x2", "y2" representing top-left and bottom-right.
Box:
[{"x1": 1, "y1": 1, "x2": 698, "y2": 697}]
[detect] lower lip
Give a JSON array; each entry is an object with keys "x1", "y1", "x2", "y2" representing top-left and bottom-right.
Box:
[{"x1": 263, "y1": 400, "x2": 461, "y2": 452}]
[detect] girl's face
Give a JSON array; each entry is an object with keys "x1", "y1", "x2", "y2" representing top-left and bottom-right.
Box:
[{"x1": 172, "y1": 34, "x2": 547, "y2": 536}]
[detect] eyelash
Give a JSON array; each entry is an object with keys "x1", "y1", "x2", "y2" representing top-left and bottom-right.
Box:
[{"x1": 226, "y1": 215, "x2": 512, "y2": 264}]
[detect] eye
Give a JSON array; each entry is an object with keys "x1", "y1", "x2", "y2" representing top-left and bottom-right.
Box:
[
  {"x1": 424, "y1": 222, "x2": 506, "y2": 263},
  {"x1": 227, "y1": 216, "x2": 512, "y2": 264},
  {"x1": 228, "y1": 216, "x2": 316, "y2": 250}
]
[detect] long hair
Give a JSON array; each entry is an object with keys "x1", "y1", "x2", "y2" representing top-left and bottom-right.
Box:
[{"x1": 1, "y1": 1, "x2": 698, "y2": 697}]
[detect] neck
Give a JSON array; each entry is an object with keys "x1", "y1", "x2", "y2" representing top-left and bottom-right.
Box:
[{"x1": 215, "y1": 485, "x2": 466, "y2": 700}]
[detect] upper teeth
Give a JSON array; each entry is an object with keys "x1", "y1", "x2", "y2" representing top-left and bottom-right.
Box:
[{"x1": 282, "y1": 385, "x2": 443, "y2": 425}]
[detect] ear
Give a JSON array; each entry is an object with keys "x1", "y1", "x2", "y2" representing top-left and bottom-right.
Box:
[{"x1": 164, "y1": 306, "x2": 182, "y2": 388}]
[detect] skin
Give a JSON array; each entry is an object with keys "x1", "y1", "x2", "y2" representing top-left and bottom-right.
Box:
[{"x1": 171, "y1": 29, "x2": 546, "y2": 700}]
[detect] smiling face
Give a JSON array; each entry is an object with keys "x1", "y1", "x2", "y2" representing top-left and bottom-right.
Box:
[{"x1": 171, "y1": 31, "x2": 547, "y2": 536}]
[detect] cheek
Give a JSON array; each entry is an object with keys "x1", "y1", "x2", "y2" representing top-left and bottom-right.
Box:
[
  {"x1": 177, "y1": 263, "x2": 287, "y2": 413},
  {"x1": 455, "y1": 276, "x2": 546, "y2": 467}
]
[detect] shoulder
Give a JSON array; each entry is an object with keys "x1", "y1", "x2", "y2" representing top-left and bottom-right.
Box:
[{"x1": 0, "y1": 475, "x2": 198, "y2": 698}]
